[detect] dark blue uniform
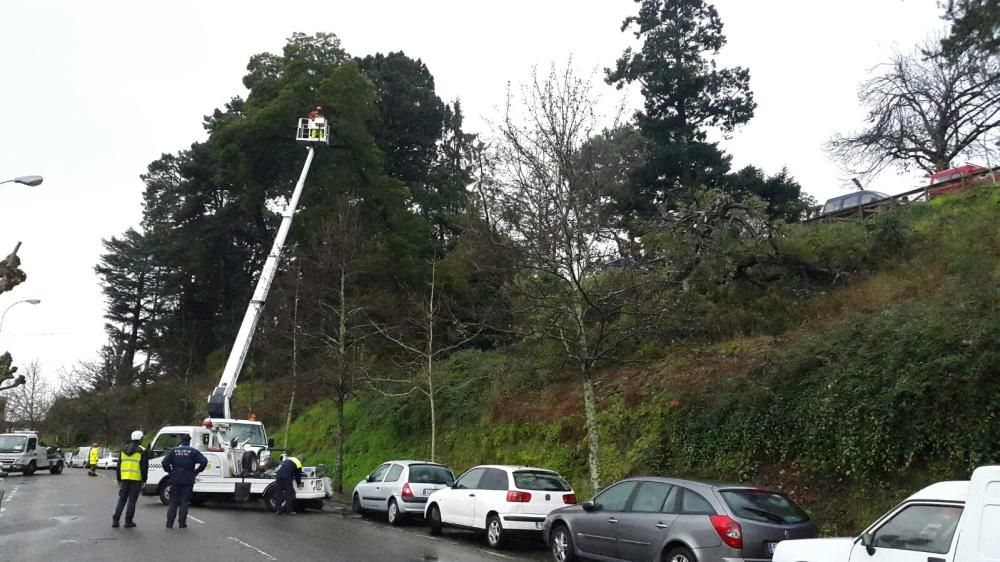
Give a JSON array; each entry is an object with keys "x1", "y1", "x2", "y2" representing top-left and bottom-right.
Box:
[
  {"x1": 162, "y1": 443, "x2": 208, "y2": 528},
  {"x1": 275, "y1": 457, "x2": 303, "y2": 514}
]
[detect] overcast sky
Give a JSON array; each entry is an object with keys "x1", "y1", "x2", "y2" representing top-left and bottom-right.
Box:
[{"x1": 0, "y1": 0, "x2": 947, "y2": 383}]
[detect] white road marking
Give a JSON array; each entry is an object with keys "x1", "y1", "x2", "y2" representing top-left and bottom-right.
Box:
[
  {"x1": 480, "y1": 551, "x2": 514, "y2": 559},
  {"x1": 228, "y1": 536, "x2": 278, "y2": 560},
  {"x1": 188, "y1": 515, "x2": 206, "y2": 525}
]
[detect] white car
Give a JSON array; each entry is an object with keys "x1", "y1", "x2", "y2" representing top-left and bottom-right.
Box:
[
  {"x1": 774, "y1": 465, "x2": 1000, "y2": 562},
  {"x1": 425, "y1": 464, "x2": 577, "y2": 549},
  {"x1": 353, "y1": 460, "x2": 455, "y2": 525},
  {"x1": 97, "y1": 452, "x2": 118, "y2": 470}
]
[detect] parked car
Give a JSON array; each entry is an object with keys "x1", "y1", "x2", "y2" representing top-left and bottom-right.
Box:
[
  {"x1": 544, "y1": 477, "x2": 817, "y2": 562},
  {"x1": 97, "y1": 451, "x2": 118, "y2": 470},
  {"x1": 928, "y1": 164, "x2": 989, "y2": 198},
  {"x1": 819, "y1": 190, "x2": 888, "y2": 216},
  {"x1": 352, "y1": 460, "x2": 456, "y2": 525},
  {"x1": 774, "y1": 465, "x2": 1000, "y2": 562},
  {"x1": 426, "y1": 464, "x2": 577, "y2": 549}
]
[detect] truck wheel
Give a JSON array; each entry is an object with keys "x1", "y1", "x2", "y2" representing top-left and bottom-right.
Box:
[
  {"x1": 263, "y1": 486, "x2": 280, "y2": 512},
  {"x1": 23, "y1": 462, "x2": 36, "y2": 476},
  {"x1": 159, "y1": 481, "x2": 172, "y2": 506},
  {"x1": 50, "y1": 462, "x2": 64, "y2": 475}
]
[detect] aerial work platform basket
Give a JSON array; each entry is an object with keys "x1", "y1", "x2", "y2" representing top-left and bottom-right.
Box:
[{"x1": 296, "y1": 117, "x2": 329, "y2": 145}]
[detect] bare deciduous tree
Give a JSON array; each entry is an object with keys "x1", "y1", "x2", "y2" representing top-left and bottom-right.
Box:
[
  {"x1": 4, "y1": 360, "x2": 52, "y2": 428},
  {"x1": 830, "y1": 39, "x2": 1000, "y2": 179},
  {"x1": 484, "y1": 64, "x2": 669, "y2": 490}
]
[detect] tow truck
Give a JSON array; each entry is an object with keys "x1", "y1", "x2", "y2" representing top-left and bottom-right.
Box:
[
  {"x1": 143, "y1": 115, "x2": 332, "y2": 512},
  {"x1": 0, "y1": 431, "x2": 65, "y2": 475}
]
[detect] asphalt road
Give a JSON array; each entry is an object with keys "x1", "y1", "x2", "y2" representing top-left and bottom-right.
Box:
[{"x1": 0, "y1": 468, "x2": 550, "y2": 562}]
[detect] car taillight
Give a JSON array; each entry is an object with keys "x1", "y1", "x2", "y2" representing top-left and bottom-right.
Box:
[
  {"x1": 563, "y1": 493, "x2": 577, "y2": 504},
  {"x1": 506, "y1": 490, "x2": 532, "y2": 502},
  {"x1": 710, "y1": 515, "x2": 743, "y2": 549},
  {"x1": 401, "y1": 483, "x2": 414, "y2": 498}
]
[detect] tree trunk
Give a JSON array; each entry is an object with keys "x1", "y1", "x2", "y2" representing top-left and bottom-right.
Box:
[{"x1": 581, "y1": 369, "x2": 601, "y2": 491}]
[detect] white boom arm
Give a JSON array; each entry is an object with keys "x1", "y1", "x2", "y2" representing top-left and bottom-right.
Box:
[{"x1": 208, "y1": 146, "x2": 316, "y2": 419}]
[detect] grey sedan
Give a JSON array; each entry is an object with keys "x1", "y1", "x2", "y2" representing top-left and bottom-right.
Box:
[{"x1": 543, "y1": 477, "x2": 817, "y2": 562}]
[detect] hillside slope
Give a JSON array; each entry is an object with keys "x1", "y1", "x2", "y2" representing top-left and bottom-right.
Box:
[{"x1": 279, "y1": 188, "x2": 1000, "y2": 534}]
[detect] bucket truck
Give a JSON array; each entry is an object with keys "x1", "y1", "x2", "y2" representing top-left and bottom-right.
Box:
[{"x1": 144, "y1": 116, "x2": 332, "y2": 512}]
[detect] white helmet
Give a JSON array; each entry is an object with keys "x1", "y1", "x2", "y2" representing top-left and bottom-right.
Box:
[{"x1": 130, "y1": 430, "x2": 143, "y2": 441}]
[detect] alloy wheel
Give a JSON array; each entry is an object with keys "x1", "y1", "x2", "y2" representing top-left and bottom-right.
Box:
[{"x1": 552, "y1": 529, "x2": 570, "y2": 561}]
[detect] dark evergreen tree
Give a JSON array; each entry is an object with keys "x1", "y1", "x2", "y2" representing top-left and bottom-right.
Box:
[{"x1": 607, "y1": 0, "x2": 755, "y2": 223}]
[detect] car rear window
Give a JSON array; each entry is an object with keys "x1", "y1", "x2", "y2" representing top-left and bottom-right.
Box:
[
  {"x1": 409, "y1": 465, "x2": 455, "y2": 485},
  {"x1": 720, "y1": 490, "x2": 810, "y2": 524},
  {"x1": 513, "y1": 471, "x2": 571, "y2": 491}
]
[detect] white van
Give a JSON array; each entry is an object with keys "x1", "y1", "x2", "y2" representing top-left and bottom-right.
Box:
[{"x1": 774, "y1": 465, "x2": 1000, "y2": 562}]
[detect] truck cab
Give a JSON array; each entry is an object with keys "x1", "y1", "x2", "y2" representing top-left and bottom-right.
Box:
[
  {"x1": 774, "y1": 466, "x2": 1000, "y2": 562},
  {"x1": 0, "y1": 431, "x2": 65, "y2": 475}
]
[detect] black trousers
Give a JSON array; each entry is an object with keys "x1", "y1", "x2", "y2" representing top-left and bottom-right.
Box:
[
  {"x1": 166, "y1": 482, "x2": 194, "y2": 526},
  {"x1": 277, "y1": 478, "x2": 297, "y2": 513},
  {"x1": 113, "y1": 481, "x2": 142, "y2": 523}
]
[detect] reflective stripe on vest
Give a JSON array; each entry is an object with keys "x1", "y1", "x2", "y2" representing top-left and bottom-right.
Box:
[
  {"x1": 89, "y1": 449, "x2": 99, "y2": 464},
  {"x1": 289, "y1": 457, "x2": 302, "y2": 469},
  {"x1": 120, "y1": 447, "x2": 144, "y2": 481}
]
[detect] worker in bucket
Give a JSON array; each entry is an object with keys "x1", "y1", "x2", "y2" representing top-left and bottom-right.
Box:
[
  {"x1": 87, "y1": 442, "x2": 100, "y2": 477},
  {"x1": 307, "y1": 105, "x2": 325, "y2": 140},
  {"x1": 161, "y1": 433, "x2": 207, "y2": 529},
  {"x1": 274, "y1": 452, "x2": 304, "y2": 515},
  {"x1": 112, "y1": 430, "x2": 148, "y2": 529}
]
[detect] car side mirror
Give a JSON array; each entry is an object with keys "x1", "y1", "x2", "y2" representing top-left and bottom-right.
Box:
[
  {"x1": 268, "y1": 438, "x2": 275, "y2": 448},
  {"x1": 366, "y1": 474, "x2": 375, "y2": 483},
  {"x1": 581, "y1": 500, "x2": 597, "y2": 512},
  {"x1": 861, "y1": 532, "x2": 876, "y2": 556}
]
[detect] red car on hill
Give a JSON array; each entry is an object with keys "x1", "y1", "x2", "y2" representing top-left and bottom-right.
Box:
[{"x1": 928, "y1": 164, "x2": 991, "y2": 198}]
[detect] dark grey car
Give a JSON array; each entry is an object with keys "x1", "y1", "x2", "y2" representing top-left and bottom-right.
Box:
[{"x1": 543, "y1": 477, "x2": 817, "y2": 562}]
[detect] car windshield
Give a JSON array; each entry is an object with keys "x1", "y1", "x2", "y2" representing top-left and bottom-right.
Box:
[
  {"x1": 721, "y1": 490, "x2": 810, "y2": 524},
  {"x1": 0, "y1": 436, "x2": 27, "y2": 453},
  {"x1": 216, "y1": 423, "x2": 267, "y2": 446},
  {"x1": 513, "y1": 470, "x2": 572, "y2": 491},
  {"x1": 409, "y1": 465, "x2": 455, "y2": 485}
]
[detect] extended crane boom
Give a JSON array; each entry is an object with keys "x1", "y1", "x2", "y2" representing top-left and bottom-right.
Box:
[{"x1": 207, "y1": 145, "x2": 316, "y2": 419}]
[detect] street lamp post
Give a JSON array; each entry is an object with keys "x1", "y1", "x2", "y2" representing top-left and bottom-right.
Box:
[
  {"x1": 0, "y1": 299, "x2": 41, "y2": 334},
  {"x1": 0, "y1": 175, "x2": 43, "y2": 187}
]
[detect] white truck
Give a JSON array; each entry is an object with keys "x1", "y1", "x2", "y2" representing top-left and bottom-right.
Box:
[
  {"x1": 774, "y1": 465, "x2": 1000, "y2": 562},
  {"x1": 144, "y1": 119, "x2": 331, "y2": 512},
  {"x1": 143, "y1": 420, "x2": 330, "y2": 512},
  {"x1": 0, "y1": 431, "x2": 65, "y2": 475}
]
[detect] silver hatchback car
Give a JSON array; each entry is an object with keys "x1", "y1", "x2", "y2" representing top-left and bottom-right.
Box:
[
  {"x1": 543, "y1": 477, "x2": 817, "y2": 562},
  {"x1": 353, "y1": 460, "x2": 455, "y2": 525}
]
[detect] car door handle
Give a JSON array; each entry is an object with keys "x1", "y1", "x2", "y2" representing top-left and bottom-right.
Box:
[
  {"x1": 655, "y1": 522, "x2": 669, "y2": 529},
  {"x1": 469, "y1": 494, "x2": 476, "y2": 497},
  {"x1": 607, "y1": 517, "x2": 619, "y2": 524}
]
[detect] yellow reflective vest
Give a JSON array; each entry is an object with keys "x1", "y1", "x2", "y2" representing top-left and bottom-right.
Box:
[
  {"x1": 120, "y1": 447, "x2": 145, "y2": 481},
  {"x1": 89, "y1": 448, "x2": 99, "y2": 465},
  {"x1": 289, "y1": 456, "x2": 302, "y2": 469}
]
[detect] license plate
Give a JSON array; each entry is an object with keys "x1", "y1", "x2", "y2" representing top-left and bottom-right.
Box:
[
  {"x1": 423, "y1": 489, "x2": 433, "y2": 495},
  {"x1": 767, "y1": 542, "x2": 780, "y2": 554}
]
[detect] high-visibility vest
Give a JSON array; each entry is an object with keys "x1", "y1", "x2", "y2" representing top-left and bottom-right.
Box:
[
  {"x1": 89, "y1": 448, "x2": 99, "y2": 465},
  {"x1": 289, "y1": 456, "x2": 302, "y2": 469},
  {"x1": 120, "y1": 447, "x2": 144, "y2": 481}
]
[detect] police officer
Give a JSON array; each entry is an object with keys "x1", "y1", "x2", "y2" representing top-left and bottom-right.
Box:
[
  {"x1": 88, "y1": 442, "x2": 99, "y2": 477},
  {"x1": 274, "y1": 452, "x2": 304, "y2": 515},
  {"x1": 161, "y1": 434, "x2": 208, "y2": 529},
  {"x1": 112, "y1": 431, "x2": 148, "y2": 528}
]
